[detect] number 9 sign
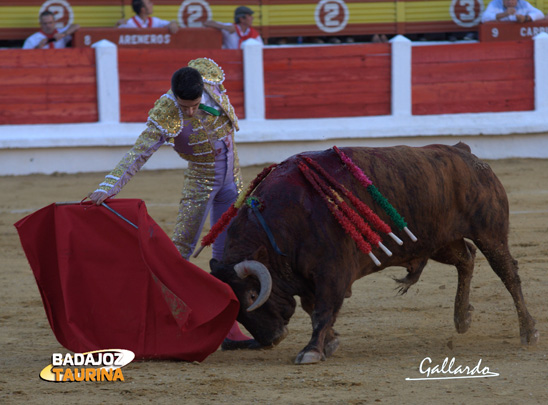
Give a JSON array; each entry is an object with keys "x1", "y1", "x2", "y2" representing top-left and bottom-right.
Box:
[
  {"x1": 315, "y1": 0, "x2": 349, "y2": 33},
  {"x1": 178, "y1": 0, "x2": 212, "y2": 28},
  {"x1": 450, "y1": 0, "x2": 483, "y2": 28}
]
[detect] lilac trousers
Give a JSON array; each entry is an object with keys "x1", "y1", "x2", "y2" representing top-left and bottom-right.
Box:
[{"x1": 173, "y1": 140, "x2": 238, "y2": 261}]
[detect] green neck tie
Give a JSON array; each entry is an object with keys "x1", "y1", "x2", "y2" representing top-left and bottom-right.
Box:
[{"x1": 198, "y1": 103, "x2": 221, "y2": 116}]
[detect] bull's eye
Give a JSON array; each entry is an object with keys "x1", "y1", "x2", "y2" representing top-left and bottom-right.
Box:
[{"x1": 247, "y1": 291, "x2": 258, "y2": 306}]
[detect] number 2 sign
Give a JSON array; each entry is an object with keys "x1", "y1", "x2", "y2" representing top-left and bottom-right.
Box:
[
  {"x1": 39, "y1": 0, "x2": 74, "y2": 29},
  {"x1": 178, "y1": 0, "x2": 212, "y2": 28},
  {"x1": 315, "y1": 0, "x2": 349, "y2": 33}
]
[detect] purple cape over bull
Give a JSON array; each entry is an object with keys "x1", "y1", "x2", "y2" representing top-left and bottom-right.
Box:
[{"x1": 211, "y1": 143, "x2": 538, "y2": 364}]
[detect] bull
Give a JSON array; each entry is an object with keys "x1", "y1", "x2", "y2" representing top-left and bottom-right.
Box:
[{"x1": 209, "y1": 143, "x2": 539, "y2": 364}]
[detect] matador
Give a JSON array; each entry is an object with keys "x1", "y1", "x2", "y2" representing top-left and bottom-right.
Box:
[{"x1": 90, "y1": 58, "x2": 243, "y2": 260}]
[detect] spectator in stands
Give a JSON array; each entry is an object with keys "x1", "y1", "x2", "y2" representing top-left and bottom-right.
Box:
[
  {"x1": 117, "y1": 0, "x2": 179, "y2": 34},
  {"x1": 23, "y1": 10, "x2": 79, "y2": 49},
  {"x1": 482, "y1": 0, "x2": 545, "y2": 23},
  {"x1": 372, "y1": 34, "x2": 388, "y2": 43},
  {"x1": 203, "y1": 6, "x2": 263, "y2": 49}
]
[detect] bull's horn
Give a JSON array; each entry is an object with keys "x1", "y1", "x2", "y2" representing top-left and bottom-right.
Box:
[{"x1": 234, "y1": 260, "x2": 272, "y2": 312}]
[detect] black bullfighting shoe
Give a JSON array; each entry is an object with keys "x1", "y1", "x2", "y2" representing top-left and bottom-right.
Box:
[{"x1": 221, "y1": 338, "x2": 263, "y2": 351}]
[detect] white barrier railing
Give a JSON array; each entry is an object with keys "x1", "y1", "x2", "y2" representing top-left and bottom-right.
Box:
[
  {"x1": 92, "y1": 40, "x2": 120, "y2": 123},
  {"x1": 242, "y1": 38, "x2": 266, "y2": 120},
  {"x1": 534, "y1": 32, "x2": 548, "y2": 112},
  {"x1": 390, "y1": 35, "x2": 412, "y2": 117},
  {"x1": 1, "y1": 34, "x2": 548, "y2": 175}
]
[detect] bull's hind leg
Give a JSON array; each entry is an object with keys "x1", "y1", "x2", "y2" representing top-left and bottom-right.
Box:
[
  {"x1": 475, "y1": 240, "x2": 539, "y2": 345},
  {"x1": 431, "y1": 239, "x2": 476, "y2": 334},
  {"x1": 394, "y1": 257, "x2": 428, "y2": 295}
]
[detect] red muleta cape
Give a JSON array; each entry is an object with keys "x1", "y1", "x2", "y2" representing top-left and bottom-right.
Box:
[{"x1": 14, "y1": 199, "x2": 239, "y2": 362}]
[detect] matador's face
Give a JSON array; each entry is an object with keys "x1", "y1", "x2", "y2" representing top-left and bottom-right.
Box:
[{"x1": 175, "y1": 96, "x2": 202, "y2": 117}]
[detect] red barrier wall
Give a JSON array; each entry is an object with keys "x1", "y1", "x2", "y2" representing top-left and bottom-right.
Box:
[
  {"x1": 118, "y1": 49, "x2": 244, "y2": 123},
  {"x1": 0, "y1": 42, "x2": 537, "y2": 126},
  {"x1": 412, "y1": 41, "x2": 534, "y2": 115},
  {"x1": 0, "y1": 49, "x2": 97, "y2": 125},
  {"x1": 263, "y1": 44, "x2": 391, "y2": 119}
]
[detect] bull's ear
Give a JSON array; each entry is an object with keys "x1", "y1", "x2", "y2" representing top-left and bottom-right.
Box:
[{"x1": 251, "y1": 245, "x2": 269, "y2": 263}]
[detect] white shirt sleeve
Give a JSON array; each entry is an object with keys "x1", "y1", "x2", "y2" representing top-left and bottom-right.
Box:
[
  {"x1": 22, "y1": 32, "x2": 46, "y2": 49},
  {"x1": 118, "y1": 17, "x2": 139, "y2": 28},
  {"x1": 150, "y1": 16, "x2": 171, "y2": 28},
  {"x1": 522, "y1": 2, "x2": 545, "y2": 20},
  {"x1": 482, "y1": 4, "x2": 497, "y2": 22},
  {"x1": 55, "y1": 26, "x2": 73, "y2": 48},
  {"x1": 118, "y1": 20, "x2": 134, "y2": 28},
  {"x1": 216, "y1": 22, "x2": 239, "y2": 50},
  {"x1": 22, "y1": 26, "x2": 72, "y2": 49}
]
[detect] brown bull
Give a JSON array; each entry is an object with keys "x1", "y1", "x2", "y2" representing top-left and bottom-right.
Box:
[{"x1": 210, "y1": 143, "x2": 539, "y2": 364}]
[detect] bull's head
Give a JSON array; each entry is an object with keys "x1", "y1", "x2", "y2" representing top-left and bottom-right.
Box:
[{"x1": 210, "y1": 256, "x2": 294, "y2": 347}]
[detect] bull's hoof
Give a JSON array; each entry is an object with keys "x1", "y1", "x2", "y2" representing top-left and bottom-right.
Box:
[
  {"x1": 521, "y1": 329, "x2": 539, "y2": 345},
  {"x1": 454, "y1": 304, "x2": 474, "y2": 334},
  {"x1": 294, "y1": 349, "x2": 325, "y2": 365},
  {"x1": 324, "y1": 337, "x2": 340, "y2": 358}
]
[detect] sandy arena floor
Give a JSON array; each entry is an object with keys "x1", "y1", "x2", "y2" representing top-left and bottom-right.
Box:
[{"x1": 1, "y1": 154, "x2": 547, "y2": 404}]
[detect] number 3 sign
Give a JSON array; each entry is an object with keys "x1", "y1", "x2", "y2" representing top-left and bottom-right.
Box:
[{"x1": 450, "y1": 0, "x2": 484, "y2": 28}]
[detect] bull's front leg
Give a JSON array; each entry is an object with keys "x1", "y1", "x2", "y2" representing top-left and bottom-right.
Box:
[{"x1": 295, "y1": 294, "x2": 343, "y2": 365}]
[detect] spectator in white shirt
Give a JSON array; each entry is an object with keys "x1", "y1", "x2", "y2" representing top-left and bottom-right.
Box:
[
  {"x1": 482, "y1": 0, "x2": 545, "y2": 23},
  {"x1": 203, "y1": 6, "x2": 263, "y2": 49},
  {"x1": 117, "y1": 0, "x2": 179, "y2": 34},
  {"x1": 23, "y1": 10, "x2": 80, "y2": 49}
]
